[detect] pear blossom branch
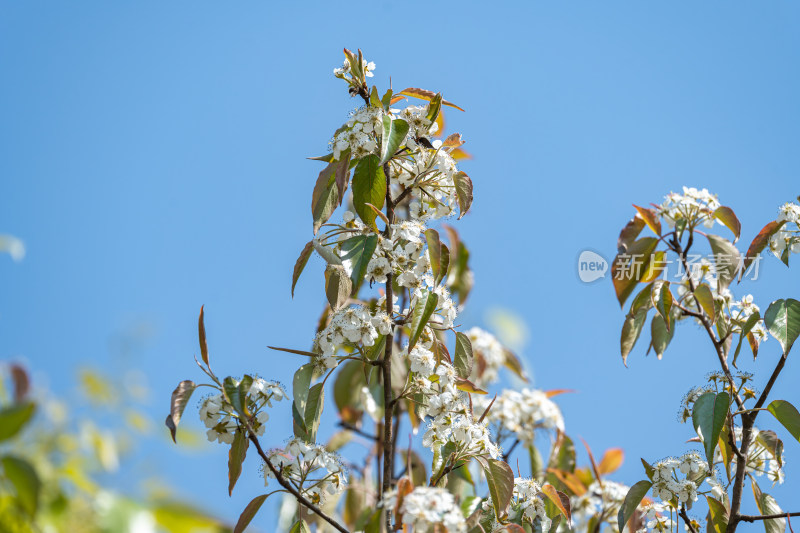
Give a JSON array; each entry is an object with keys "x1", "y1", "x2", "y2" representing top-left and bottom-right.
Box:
[
  {"x1": 679, "y1": 506, "x2": 698, "y2": 533},
  {"x1": 246, "y1": 432, "x2": 349, "y2": 533}
]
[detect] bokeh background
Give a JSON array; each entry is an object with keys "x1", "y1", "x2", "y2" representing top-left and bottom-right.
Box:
[{"x1": 2, "y1": 1, "x2": 799, "y2": 530}]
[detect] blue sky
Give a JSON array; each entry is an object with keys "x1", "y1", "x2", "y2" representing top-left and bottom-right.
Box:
[{"x1": 1, "y1": 1, "x2": 799, "y2": 529}]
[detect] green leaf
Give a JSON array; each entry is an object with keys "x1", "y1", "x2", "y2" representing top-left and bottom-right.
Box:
[
  {"x1": 621, "y1": 309, "x2": 647, "y2": 365},
  {"x1": 454, "y1": 332, "x2": 474, "y2": 379},
  {"x1": 289, "y1": 520, "x2": 311, "y2": 533},
  {"x1": 425, "y1": 92, "x2": 443, "y2": 123},
  {"x1": 352, "y1": 154, "x2": 386, "y2": 230},
  {"x1": 293, "y1": 364, "x2": 314, "y2": 413},
  {"x1": 650, "y1": 313, "x2": 674, "y2": 358},
  {"x1": 380, "y1": 117, "x2": 409, "y2": 165},
  {"x1": 228, "y1": 429, "x2": 248, "y2": 496},
  {"x1": 369, "y1": 86, "x2": 381, "y2": 108},
  {"x1": 733, "y1": 310, "x2": 761, "y2": 367},
  {"x1": 692, "y1": 392, "x2": 730, "y2": 469},
  {"x1": 233, "y1": 494, "x2": 269, "y2": 533},
  {"x1": 0, "y1": 402, "x2": 35, "y2": 442},
  {"x1": 640, "y1": 458, "x2": 655, "y2": 481},
  {"x1": 325, "y1": 264, "x2": 352, "y2": 311},
  {"x1": 426, "y1": 229, "x2": 445, "y2": 286},
  {"x1": 764, "y1": 298, "x2": 800, "y2": 355},
  {"x1": 303, "y1": 383, "x2": 325, "y2": 442},
  {"x1": 408, "y1": 290, "x2": 438, "y2": 350},
  {"x1": 767, "y1": 400, "x2": 800, "y2": 443},
  {"x1": 651, "y1": 281, "x2": 673, "y2": 331},
  {"x1": 165, "y1": 380, "x2": 196, "y2": 443},
  {"x1": 291, "y1": 241, "x2": 314, "y2": 297},
  {"x1": 617, "y1": 480, "x2": 651, "y2": 532},
  {"x1": 454, "y1": 171, "x2": 473, "y2": 219},
  {"x1": 223, "y1": 376, "x2": 252, "y2": 418},
  {"x1": 713, "y1": 206, "x2": 742, "y2": 242},
  {"x1": 0, "y1": 455, "x2": 40, "y2": 516},
  {"x1": 759, "y1": 493, "x2": 786, "y2": 533},
  {"x1": 381, "y1": 88, "x2": 393, "y2": 111},
  {"x1": 706, "y1": 234, "x2": 741, "y2": 291},
  {"x1": 340, "y1": 234, "x2": 379, "y2": 294},
  {"x1": 476, "y1": 457, "x2": 514, "y2": 520},
  {"x1": 693, "y1": 284, "x2": 716, "y2": 324},
  {"x1": 706, "y1": 496, "x2": 729, "y2": 533},
  {"x1": 611, "y1": 237, "x2": 659, "y2": 307}
]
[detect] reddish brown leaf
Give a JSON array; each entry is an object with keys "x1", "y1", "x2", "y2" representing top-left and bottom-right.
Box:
[
  {"x1": 633, "y1": 205, "x2": 661, "y2": 236},
  {"x1": 742, "y1": 220, "x2": 786, "y2": 277},
  {"x1": 397, "y1": 88, "x2": 465, "y2": 111}
]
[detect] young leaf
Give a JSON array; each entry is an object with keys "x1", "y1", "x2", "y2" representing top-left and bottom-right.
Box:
[
  {"x1": 620, "y1": 309, "x2": 647, "y2": 366},
  {"x1": 454, "y1": 376, "x2": 487, "y2": 394},
  {"x1": 633, "y1": 205, "x2": 661, "y2": 236},
  {"x1": 617, "y1": 480, "x2": 652, "y2": 532},
  {"x1": 289, "y1": 520, "x2": 311, "y2": 533},
  {"x1": 233, "y1": 494, "x2": 269, "y2": 533},
  {"x1": 651, "y1": 281, "x2": 673, "y2": 331},
  {"x1": 598, "y1": 448, "x2": 625, "y2": 475},
  {"x1": 767, "y1": 400, "x2": 800, "y2": 443},
  {"x1": 325, "y1": 264, "x2": 352, "y2": 311},
  {"x1": 293, "y1": 364, "x2": 314, "y2": 414},
  {"x1": 291, "y1": 241, "x2": 314, "y2": 297},
  {"x1": 713, "y1": 206, "x2": 741, "y2": 242},
  {"x1": 380, "y1": 117, "x2": 409, "y2": 165},
  {"x1": 453, "y1": 332, "x2": 474, "y2": 379},
  {"x1": 706, "y1": 234, "x2": 741, "y2": 291},
  {"x1": 165, "y1": 380, "x2": 196, "y2": 443},
  {"x1": 611, "y1": 237, "x2": 659, "y2": 307},
  {"x1": 742, "y1": 220, "x2": 785, "y2": 276},
  {"x1": 706, "y1": 496, "x2": 729, "y2": 533},
  {"x1": 617, "y1": 216, "x2": 646, "y2": 253},
  {"x1": 692, "y1": 392, "x2": 730, "y2": 469},
  {"x1": 228, "y1": 429, "x2": 248, "y2": 496},
  {"x1": 311, "y1": 160, "x2": 341, "y2": 234},
  {"x1": 475, "y1": 457, "x2": 514, "y2": 520},
  {"x1": 397, "y1": 88, "x2": 465, "y2": 111},
  {"x1": 453, "y1": 171, "x2": 473, "y2": 219},
  {"x1": 198, "y1": 305, "x2": 209, "y2": 366},
  {"x1": 764, "y1": 298, "x2": 800, "y2": 355},
  {"x1": 693, "y1": 284, "x2": 716, "y2": 323},
  {"x1": 408, "y1": 290, "x2": 438, "y2": 350},
  {"x1": 541, "y1": 484, "x2": 572, "y2": 524},
  {"x1": 351, "y1": 154, "x2": 386, "y2": 230}
]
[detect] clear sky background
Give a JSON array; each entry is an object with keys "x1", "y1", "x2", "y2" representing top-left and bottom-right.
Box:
[{"x1": 1, "y1": 1, "x2": 799, "y2": 530}]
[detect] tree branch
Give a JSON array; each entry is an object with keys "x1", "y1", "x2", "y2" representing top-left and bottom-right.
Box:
[
  {"x1": 679, "y1": 506, "x2": 699, "y2": 533},
  {"x1": 247, "y1": 433, "x2": 349, "y2": 533},
  {"x1": 739, "y1": 512, "x2": 800, "y2": 523}
]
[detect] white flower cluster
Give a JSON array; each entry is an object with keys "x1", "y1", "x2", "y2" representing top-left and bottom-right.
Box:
[
  {"x1": 313, "y1": 306, "x2": 393, "y2": 370},
  {"x1": 199, "y1": 378, "x2": 285, "y2": 444},
  {"x1": 474, "y1": 388, "x2": 564, "y2": 446},
  {"x1": 393, "y1": 145, "x2": 463, "y2": 221},
  {"x1": 386, "y1": 486, "x2": 466, "y2": 533},
  {"x1": 658, "y1": 186, "x2": 721, "y2": 229},
  {"x1": 465, "y1": 327, "x2": 507, "y2": 387},
  {"x1": 650, "y1": 453, "x2": 708, "y2": 505},
  {"x1": 330, "y1": 106, "x2": 384, "y2": 160},
  {"x1": 398, "y1": 104, "x2": 439, "y2": 139},
  {"x1": 263, "y1": 438, "x2": 347, "y2": 504},
  {"x1": 770, "y1": 201, "x2": 800, "y2": 259},
  {"x1": 571, "y1": 480, "x2": 629, "y2": 532},
  {"x1": 636, "y1": 502, "x2": 676, "y2": 532},
  {"x1": 405, "y1": 343, "x2": 500, "y2": 459},
  {"x1": 482, "y1": 477, "x2": 549, "y2": 531}
]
